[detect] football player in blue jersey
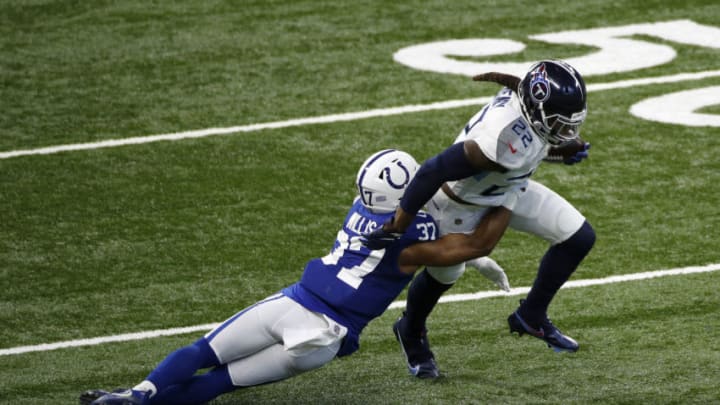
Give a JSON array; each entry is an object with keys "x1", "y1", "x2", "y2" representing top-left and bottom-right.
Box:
[
  {"x1": 363, "y1": 60, "x2": 597, "y2": 378},
  {"x1": 81, "y1": 149, "x2": 516, "y2": 405}
]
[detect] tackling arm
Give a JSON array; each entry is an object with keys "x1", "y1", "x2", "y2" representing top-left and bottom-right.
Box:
[
  {"x1": 386, "y1": 140, "x2": 506, "y2": 233},
  {"x1": 397, "y1": 205, "x2": 511, "y2": 272}
]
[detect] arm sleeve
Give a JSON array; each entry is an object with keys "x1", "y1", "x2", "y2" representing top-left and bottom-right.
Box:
[{"x1": 399, "y1": 142, "x2": 478, "y2": 215}]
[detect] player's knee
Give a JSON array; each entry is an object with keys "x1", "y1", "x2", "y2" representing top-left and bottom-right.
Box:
[
  {"x1": 426, "y1": 264, "x2": 465, "y2": 284},
  {"x1": 567, "y1": 220, "x2": 595, "y2": 255},
  {"x1": 193, "y1": 338, "x2": 222, "y2": 368}
]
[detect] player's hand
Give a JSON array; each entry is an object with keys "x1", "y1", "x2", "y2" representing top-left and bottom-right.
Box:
[
  {"x1": 564, "y1": 142, "x2": 590, "y2": 165},
  {"x1": 361, "y1": 219, "x2": 403, "y2": 250},
  {"x1": 466, "y1": 257, "x2": 510, "y2": 292}
]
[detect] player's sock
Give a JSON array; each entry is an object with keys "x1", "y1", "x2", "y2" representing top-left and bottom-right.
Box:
[
  {"x1": 132, "y1": 380, "x2": 157, "y2": 398},
  {"x1": 145, "y1": 338, "x2": 220, "y2": 396},
  {"x1": 405, "y1": 269, "x2": 454, "y2": 334},
  {"x1": 151, "y1": 366, "x2": 235, "y2": 405},
  {"x1": 519, "y1": 221, "x2": 595, "y2": 327}
]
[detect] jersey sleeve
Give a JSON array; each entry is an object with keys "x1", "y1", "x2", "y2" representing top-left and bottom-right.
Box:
[
  {"x1": 466, "y1": 93, "x2": 536, "y2": 171},
  {"x1": 400, "y1": 211, "x2": 439, "y2": 245}
]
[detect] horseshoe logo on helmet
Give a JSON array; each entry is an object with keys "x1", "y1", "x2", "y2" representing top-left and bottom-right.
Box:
[{"x1": 383, "y1": 161, "x2": 411, "y2": 189}]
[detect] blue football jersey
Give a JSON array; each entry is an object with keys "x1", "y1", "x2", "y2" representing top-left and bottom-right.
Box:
[{"x1": 283, "y1": 198, "x2": 438, "y2": 356}]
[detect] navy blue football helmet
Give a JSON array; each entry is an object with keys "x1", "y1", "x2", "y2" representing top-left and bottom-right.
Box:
[{"x1": 518, "y1": 60, "x2": 587, "y2": 145}]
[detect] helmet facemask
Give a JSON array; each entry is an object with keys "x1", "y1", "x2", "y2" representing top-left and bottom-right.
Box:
[{"x1": 535, "y1": 104, "x2": 586, "y2": 145}]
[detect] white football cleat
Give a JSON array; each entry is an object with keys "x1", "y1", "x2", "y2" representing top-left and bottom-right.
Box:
[{"x1": 466, "y1": 257, "x2": 510, "y2": 292}]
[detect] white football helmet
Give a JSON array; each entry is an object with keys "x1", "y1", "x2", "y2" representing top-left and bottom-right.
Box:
[{"x1": 356, "y1": 149, "x2": 419, "y2": 213}]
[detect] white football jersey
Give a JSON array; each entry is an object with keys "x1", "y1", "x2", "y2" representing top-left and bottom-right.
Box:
[{"x1": 444, "y1": 88, "x2": 549, "y2": 206}]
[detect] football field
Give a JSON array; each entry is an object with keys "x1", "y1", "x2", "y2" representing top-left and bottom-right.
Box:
[{"x1": 1, "y1": 1, "x2": 719, "y2": 404}]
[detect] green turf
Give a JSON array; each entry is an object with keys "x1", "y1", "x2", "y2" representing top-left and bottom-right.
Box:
[{"x1": 1, "y1": 0, "x2": 719, "y2": 403}]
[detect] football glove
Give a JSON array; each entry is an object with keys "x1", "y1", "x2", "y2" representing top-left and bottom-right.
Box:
[
  {"x1": 466, "y1": 257, "x2": 510, "y2": 292},
  {"x1": 564, "y1": 142, "x2": 590, "y2": 165},
  {"x1": 360, "y1": 226, "x2": 403, "y2": 250}
]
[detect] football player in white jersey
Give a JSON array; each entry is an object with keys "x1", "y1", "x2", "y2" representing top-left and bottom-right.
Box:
[
  {"x1": 81, "y1": 149, "x2": 515, "y2": 405},
  {"x1": 363, "y1": 60, "x2": 597, "y2": 378}
]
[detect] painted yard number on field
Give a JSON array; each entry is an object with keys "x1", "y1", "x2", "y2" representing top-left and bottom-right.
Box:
[{"x1": 394, "y1": 20, "x2": 720, "y2": 127}]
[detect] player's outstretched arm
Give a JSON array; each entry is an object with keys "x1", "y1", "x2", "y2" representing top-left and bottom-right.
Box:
[
  {"x1": 397, "y1": 205, "x2": 511, "y2": 272},
  {"x1": 391, "y1": 140, "x2": 506, "y2": 233},
  {"x1": 363, "y1": 141, "x2": 506, "y2": 250}
]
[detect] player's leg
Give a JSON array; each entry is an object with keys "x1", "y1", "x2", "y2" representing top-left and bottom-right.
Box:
[
  {"x1": 90, "y1": 293, "x2": 328, "y2": 404},
  {"x1": 394, "y1": 191, "x2": 490, "y2": 378},
  {"x1": 150, "y1": 339, "x2": 341, "y2": 405},
  {"x1": 217, "y1": 297, "x2": 345, "y2": 387},
  {"x1": 147, "y1": 293, "x2": 291, "y2": 402},
  {"x1": 393, "y1": 265, "x2": 458, "y2": 378},
  {"x1": 148, "y1": 365, "x2": 234, "y2": 405},
  {"x1": 88, "y1": 334, "x2": 230, "y2": 404},
  {"x1": 507, "y1": 180, "x2": 596, "y2": 352},
  {"x1": 225, "y1": 336, "x2": 341, "y2": 387},
  {"x1": 157, "y1": 295, "x2": 344, "y2": 403}
]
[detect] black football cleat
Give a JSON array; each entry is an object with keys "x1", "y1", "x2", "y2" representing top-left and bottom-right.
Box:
[
  {"x1": 508, "y1": 310, "x2": 579, "y2": 353},
  {"x1": 393, "y1": 313, "x2": 440, "y2": 379}
]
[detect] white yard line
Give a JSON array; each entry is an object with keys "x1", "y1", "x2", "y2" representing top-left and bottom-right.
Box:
[
  {"x1": 1, "y1": 262, "x2": 718, "y2": 356},
  {"x1": 2, "y1": 69, "x2": 720, "y2": 160},
  {"x1": 0, "y1": 98, "x2": 489, "y2": 159}
]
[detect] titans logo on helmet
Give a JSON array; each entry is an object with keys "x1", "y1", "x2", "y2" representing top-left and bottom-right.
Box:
[{"x1": 529, "y1": 63, "x2": 550, "y2": 103}]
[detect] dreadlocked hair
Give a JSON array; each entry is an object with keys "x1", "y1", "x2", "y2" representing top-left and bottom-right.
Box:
[{"x1": 472, "y1": 72, "x2": 521, "y2": 92}]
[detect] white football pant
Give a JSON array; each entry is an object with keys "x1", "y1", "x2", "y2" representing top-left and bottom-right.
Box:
[
  {"x1": 426, "y1": 180, "x2": 586, "y2": 284},
  {"x1": 204, "y1": 294, "x2": 347, "y2": 387}
]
